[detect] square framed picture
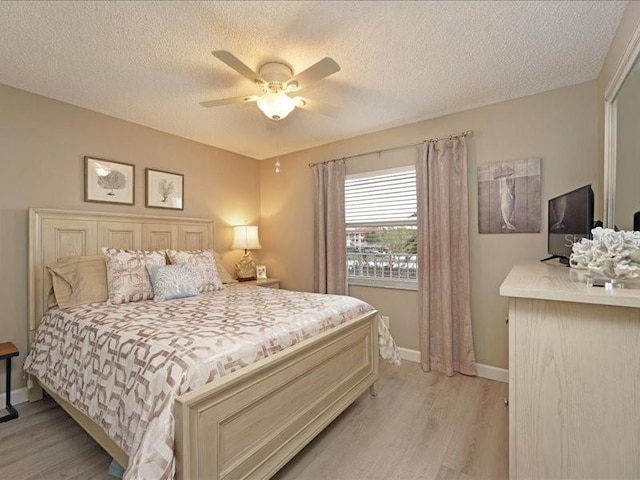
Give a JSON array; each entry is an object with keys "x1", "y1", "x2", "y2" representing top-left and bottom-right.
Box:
[
  {"x1": 84, "y1": 156, "x2": 134, "y2": 205},
  {"x1": 256, "y1": 265, "x2": 267, "y2": 280},
  {"x1": 145, "y1": 168, "x2": 184, "y2": 210}
]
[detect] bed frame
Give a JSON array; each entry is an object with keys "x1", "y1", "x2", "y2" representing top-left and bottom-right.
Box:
[{"x1": 28, "y1": 208, "x2": 379, "y2": 479}]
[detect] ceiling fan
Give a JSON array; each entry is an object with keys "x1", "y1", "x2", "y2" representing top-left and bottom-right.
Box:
[{"x1": 200, "y1": 51, "x2": 341, "y2": 121}]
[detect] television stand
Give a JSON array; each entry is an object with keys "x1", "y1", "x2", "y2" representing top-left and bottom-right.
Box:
[{"x1": 540, "y1": 255, "x2": 569, "y2": 266}]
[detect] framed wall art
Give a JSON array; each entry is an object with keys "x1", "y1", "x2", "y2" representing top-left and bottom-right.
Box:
[
  {"x1": 145, "y1": 168, "x2": 184, "y2": 210},
  {"x1": 477, "y1": 157, "x2": 541, "y2": 234},
  {"x1": 84, "y1": 156, "x2": 135, "y2": 205}
]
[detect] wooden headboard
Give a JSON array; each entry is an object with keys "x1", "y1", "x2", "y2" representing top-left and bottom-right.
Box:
[{"x1": 28, "y1": 208, "x2": 215, "y2": 346}]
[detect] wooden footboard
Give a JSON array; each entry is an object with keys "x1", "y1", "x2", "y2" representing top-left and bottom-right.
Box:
[
  {"x1": 174, "y1": 311, "x2": 379, "y2": 480},
  {"x1": 31, "y1": 311, "x2": 378, "y2": 480}
]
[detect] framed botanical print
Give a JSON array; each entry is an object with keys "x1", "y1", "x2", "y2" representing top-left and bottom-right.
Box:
[
  {"x1": 145, "y1": 168, "x2": 184, "y2": 210},
  {"x1": 84, "y1": 156, "x2": 134, "y2": 205}
]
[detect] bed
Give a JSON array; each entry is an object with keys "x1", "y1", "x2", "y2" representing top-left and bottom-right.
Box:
[{"x1": 25, "y1": 208, "x2": 399, "y2": 480}]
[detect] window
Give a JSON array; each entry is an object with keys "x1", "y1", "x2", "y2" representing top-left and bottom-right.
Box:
[{"x1": 345, "y1": 166, "x2": 417, "y2": 290}]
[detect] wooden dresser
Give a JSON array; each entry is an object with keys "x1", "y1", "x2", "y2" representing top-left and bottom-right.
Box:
[{"x1": 500, "y1": 262, "x2": 640, "y2": 480}]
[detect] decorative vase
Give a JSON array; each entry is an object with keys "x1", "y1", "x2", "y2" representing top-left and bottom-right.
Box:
[{"x1": 236, "y1": 252, "x2": 257, "y2": 281}]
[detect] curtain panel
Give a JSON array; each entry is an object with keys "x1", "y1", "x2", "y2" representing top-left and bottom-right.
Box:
[
  {"x1": 312, "y1": 161, "x2": 347, "y2": 295},
  {"x1": 416, "y1": 137, "x2": 477, "y2": 376}
]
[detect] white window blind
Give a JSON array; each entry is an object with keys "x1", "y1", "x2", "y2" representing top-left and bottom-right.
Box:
[{"x1": 345, "y1": 167, "x2": 417, "y2": 226}]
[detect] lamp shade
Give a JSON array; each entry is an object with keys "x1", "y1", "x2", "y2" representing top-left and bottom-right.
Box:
[
  {"x1": 256, "y1": 91, "x2": 296, "y2": 120},
  {"x1": 231, "y1": 225, "x2": 262, "y2": 251}
]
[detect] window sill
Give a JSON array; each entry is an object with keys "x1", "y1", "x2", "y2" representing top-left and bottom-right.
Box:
[{"x1": 347, "y1": 278, "x2": 418, "y2": 291}]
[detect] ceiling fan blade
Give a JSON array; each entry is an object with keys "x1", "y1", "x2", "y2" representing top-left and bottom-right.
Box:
[
  {"x1": 294, "y1": 97, "x2": 342, "y2": 118},
  {"x1": 287, "y1": 58, "x2": 340, "y2": 91},
  {"x1": 200, "y1": 95, "x2": 259, "y2": 108},
  {"x1": 212, "y1": 50, "x2": 265, "y2": 85}
]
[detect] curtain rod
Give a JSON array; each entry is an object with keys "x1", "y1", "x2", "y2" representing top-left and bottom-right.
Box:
[{"x1": 308, "y1": 130, "x2": 473, "y2": 168}]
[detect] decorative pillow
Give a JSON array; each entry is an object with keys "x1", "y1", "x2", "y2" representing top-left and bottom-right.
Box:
[
  {"x1": 47, "y1": 287, "x2": 58, "y2": 309},
  {"x1": 147, "y1": 264, "x2": 199, "y2": 301},
  {"x1": 47, "y1": 255, "x2": 108, "y2": 308},
  {"x1": 166, "y1": 249, "x2": 223, "y2": 292},
  {"x1": 102, "y1": 248, "x2": 166, "y2": 304},
  {"x1": 214, "y1": 251, "x2": 237, "y2": 284}
]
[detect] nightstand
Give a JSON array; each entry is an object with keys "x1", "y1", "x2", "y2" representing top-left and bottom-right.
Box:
[
  {"x1": 243, "y1": 278, "x2": 280, "y2": 289},
  {"x1": 0, "y1": 342, "x2": 19, "y2": 423}
]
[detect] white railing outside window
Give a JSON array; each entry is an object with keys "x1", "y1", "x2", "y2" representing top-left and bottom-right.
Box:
[{"x1": 347, "y1": 252, "x2": 417, "y2": 280}]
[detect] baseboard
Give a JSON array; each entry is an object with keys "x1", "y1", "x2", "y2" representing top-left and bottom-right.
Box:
[
  {"x1": 475, "y1": 363, "x2": 509, "y2": 383},
  {"x1": 397, "y1": 347, "x2": 421, "y2": 363},
  {"x1": 397, "y1": 347, "x2": 508, "y2": 383},
  {"x1": 0, "y1": 387, "x2": 29, "y2": 407}
]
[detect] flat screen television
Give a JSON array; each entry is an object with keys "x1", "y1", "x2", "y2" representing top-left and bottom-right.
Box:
[{"x1": 547, "y1": 185, "x2": 594, "y2": 265}]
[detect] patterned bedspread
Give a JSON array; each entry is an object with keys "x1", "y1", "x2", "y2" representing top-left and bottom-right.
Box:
[{"x1": 24, "y1": 285, "x2": 400, "y2": 480}]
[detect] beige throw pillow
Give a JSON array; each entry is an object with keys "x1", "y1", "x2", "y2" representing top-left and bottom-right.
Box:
[
  {"x1": 47, "y1": 287, "x2": 58, "y2": 309},
  {"x1": 47, "y1": 255, "x2": 108, "y2": 308}
]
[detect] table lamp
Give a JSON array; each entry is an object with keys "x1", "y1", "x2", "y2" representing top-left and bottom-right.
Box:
[{"x1": 231, "y1": 225, "x2": 262, "y2": 281}]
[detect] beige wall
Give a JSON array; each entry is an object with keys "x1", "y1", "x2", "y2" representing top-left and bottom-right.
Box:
[
  {"x1": 260, "y1": 81, "x2": 599, "y2": 368},
  {"x1": 615, "y1": 70, "x2": 640, "y2": 230},
  {"x1": 0, "y1": 84, "x2": 260, "y2": 393}
]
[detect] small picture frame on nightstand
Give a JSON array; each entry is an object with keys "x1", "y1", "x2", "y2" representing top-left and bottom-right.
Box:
[{"x1": 256, "y1": 265, "x2": 267, "y2": 280}]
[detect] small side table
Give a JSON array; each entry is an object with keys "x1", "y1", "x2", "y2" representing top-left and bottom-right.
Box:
[
  {"x1": 0, "y1": 342, "x2": 19, "y2": 423},
  {"x1": 243, "y1": 278, "x2": 280, "y2": 289}
]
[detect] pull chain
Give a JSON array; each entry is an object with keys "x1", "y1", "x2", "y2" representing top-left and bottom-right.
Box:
[{"x1": 275, "y1": 122, "x2": 282, "y2": 174}]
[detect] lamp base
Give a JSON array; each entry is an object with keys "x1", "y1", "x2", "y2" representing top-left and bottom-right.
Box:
[{"x1": 236, "y1": 252, "x2": 257, "y2": 281}]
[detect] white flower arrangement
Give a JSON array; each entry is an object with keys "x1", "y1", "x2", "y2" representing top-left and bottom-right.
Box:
[{"x1": 570, "y1": 227, "x2": 640, "y2": 281}]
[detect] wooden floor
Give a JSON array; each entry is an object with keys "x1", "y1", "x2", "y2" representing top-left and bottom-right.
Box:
[{"x1": 0, "y1": 362, "x2": 508, "y2": 480}]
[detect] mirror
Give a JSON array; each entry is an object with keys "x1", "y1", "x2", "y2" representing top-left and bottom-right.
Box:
[
  {"x1": 614, "y1": 56, "x2": 640, "y2": 230},
  {"x1": 605, "y1": 26, "x2": 640, "y2": 230}
]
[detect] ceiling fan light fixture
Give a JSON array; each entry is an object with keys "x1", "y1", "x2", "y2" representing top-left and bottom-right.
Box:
[
  {"x1": 203, "y1": 51, "x2": 341, "y2": 119},
  {"x1": 257, "y1": 91, "x2": 296, "y2": 120}
]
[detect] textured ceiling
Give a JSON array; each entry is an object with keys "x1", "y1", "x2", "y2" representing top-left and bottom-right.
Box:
[{"x1": 0, "y1": 1, "x2": 627, "y2": 160}]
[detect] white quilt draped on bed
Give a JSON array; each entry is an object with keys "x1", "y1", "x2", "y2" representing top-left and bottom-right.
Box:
[{"x1": 24, "y1": 285, "x2": 400, "y2": 480}]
